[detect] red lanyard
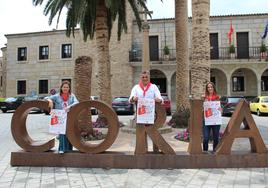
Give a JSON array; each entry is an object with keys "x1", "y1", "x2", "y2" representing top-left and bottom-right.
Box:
[
  {"x1": 139, "y1": 81, "x2": 151, "y2": 97},
  {"x1": 206, "y1": 94, "x2": 219, "y2": 101}
]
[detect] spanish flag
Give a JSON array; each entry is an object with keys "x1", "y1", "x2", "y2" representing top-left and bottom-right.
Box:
[{"x1": 228, "y1": 20, "x2": 234, "y2": 45}]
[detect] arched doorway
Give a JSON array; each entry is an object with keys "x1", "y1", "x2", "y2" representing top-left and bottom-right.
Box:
[
  {"x1": 150, "y1": 69, "x2": 167, "y2": 94},
  {"x1": 261, "y1": 69, "x2": 268, "y2": 96},
  {"x1": 230, "y1": 68, "x2": 257, "y2": 96},
  {"x1": 210, "y1": 68, "x2": 227, "y2": 96}
]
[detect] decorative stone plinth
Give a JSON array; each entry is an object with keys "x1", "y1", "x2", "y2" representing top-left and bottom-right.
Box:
[{"x1": 11, "y1": 151, "x2": 268, "y2": 169}]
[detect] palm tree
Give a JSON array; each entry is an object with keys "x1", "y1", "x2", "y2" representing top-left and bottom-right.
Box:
[
  {"x1": 175, "y1": 0, "x2": 190, "y2": 110},
  {"x1": 190, "y1": 0, "x2": 211, "y2": 99},
  {"x1": 33, "y1": 0, "x2": 149, "y2": 105},
  {"x1": 168, "y1": 0, "x2": 190, "y2": 128}
]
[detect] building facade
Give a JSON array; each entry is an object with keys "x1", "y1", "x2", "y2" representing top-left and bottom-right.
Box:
[
  {"x1": 129, "y1": 13, "x2": 268, "y2": 105},
  {"x1": 1, "y1": 13, "x2": 268, "y2": 109}
]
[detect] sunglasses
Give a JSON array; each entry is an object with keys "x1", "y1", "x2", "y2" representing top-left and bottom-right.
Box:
[{"x1": 142, "y1": 76, "x2": 148, "y2": 78}]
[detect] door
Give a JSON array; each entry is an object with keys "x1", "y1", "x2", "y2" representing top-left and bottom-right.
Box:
[
  {"x1": 149, "y1": 36, "x2": 159, "y2": 61},
  {"x1": 210, "y1": 33, "x2": 219, "y2": 59},
  {"x1": 236, "y1": 32, "x2": 249, "y2": 59},
  {"x1": 151, "y1": 78, "x2": 166, "y2": 93}
]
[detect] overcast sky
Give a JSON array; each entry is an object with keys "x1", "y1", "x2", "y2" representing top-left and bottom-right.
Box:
[{"x1": 1, "y1": 0, "x2": 268, "y2": 56}]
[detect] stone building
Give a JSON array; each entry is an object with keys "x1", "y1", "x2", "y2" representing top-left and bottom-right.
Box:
[
  {"x1": 1, "y1": 13, "x2": 268, "y2": 109},
  {"x1": 0, "y1": 51, "x2": 6, "y2": 97}
]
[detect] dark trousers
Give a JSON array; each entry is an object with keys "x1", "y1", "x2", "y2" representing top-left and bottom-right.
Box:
[
  {"x1": 203, "y1": 125, "x2": 221, "y2": 151},
  {"x1": 58, "y1": 134, "x2": 73, "y2": 152}
]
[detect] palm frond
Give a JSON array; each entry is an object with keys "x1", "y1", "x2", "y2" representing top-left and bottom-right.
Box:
[{"x1": 33, "y1": 0, "x2": 150, "y2": 41}]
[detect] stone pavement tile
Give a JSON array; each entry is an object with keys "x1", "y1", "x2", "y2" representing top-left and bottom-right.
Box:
[
  {"x1": 169, "y1": 185, "x2": 185, "y2": 188},
  {"x1": 204, "y1": 180, "x2": 219, "y2": 186},
  {"x1": 185, "y1": 184, "x2": 202, "y2": 188},
  {"x1": 153, "y1": 184, "x2": 172, "y2": 188},
  {"x1": 9, "y1": 183, "x2": 25, "y2": 188},
  {"x1": 233, "y1": 185, "x2": 249, "y2": 188},
  {"x1": 41, "y1": 184, "x2": 56, "y2": 188},
  {"x1": 218, "y1": 178, "x2": 235, "y2": 186},
  {"x1": 0, "y1": 182, "x2": 12, "y2": 188},
  {"x1": 26, "y1": 179, "x2": 42, "y2": 185},
  {"x1": 249, "y1": 184, "x2": 265, "y2": 188},
  {"x1": 218, "y1": 185, "x2": 233, "y2": 188},
  {"x1": 80, "y1": 175, "x2": 97, "y2": 182},
  {"x1": 56, "y1": 185, "x2": 71, "y2": 188},
  {"x1": 172, "y1": 179, "x2": 188, "y2": 187},
  {"x1": 187, "y1": 179, "x2": 206, "y2": 186},
  {"x1": 201, "y1": 185, "x2": 216, "y2": 188},
  {"x1": 98, "y1": 180, "x2": 116, "y2": 187},
  {"x1": 55, "y1": 179, "x2": 70, "y2": 187},
  {"x1": 141, "y1": 180, "x2": 158, "y2": 187}
]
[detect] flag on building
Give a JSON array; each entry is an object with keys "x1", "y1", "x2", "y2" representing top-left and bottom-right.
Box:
[
  {"x1": 228, "y1": 20, "x2": 234, "y2": 44},
  {"x1": 261, "y1": 21, "x2": 268, "y2": 39}
]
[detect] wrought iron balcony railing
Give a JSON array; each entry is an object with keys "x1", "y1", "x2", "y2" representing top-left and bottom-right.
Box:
[{"x1": 129, "y1": 46, "x2": 267, "y2": 62}]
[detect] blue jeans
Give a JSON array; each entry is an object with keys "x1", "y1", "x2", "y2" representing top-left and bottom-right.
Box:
[
  {"x1": 58, "y1": 134, "x2": 73, "y2": 152},
  {"x1": 203, "y1": 125, "x2": 221, "y2": 151}
]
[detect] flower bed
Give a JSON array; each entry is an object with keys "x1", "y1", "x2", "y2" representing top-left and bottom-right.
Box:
[
  {"x1": 175, "y1": 129, "x2": 224, "y2": 142},
  {"x1": 81, "y1": 129, "x2": 106, "y2": 141}
]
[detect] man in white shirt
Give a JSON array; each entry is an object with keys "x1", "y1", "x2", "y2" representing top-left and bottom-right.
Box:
[{"x1": 129, "y1": 70, "x2": 163, "y2": 104}]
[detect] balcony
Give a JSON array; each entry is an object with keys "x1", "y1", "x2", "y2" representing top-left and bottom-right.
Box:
[{"x1": 129, "y1": 46, "x2": 267, "y2": 62}]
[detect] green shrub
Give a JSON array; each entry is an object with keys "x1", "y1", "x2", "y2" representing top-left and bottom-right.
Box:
[
  {"x1": 163, "y1": 45, "x2": 170, "y2": 55},
  {"x1": 229, "y1": 44, "x2": 235, "y2": 53},
  {"x1": 260, "y1": 42, "x2": 267, "y2": 53}
]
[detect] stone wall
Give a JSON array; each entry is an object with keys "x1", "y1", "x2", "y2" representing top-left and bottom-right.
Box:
[{"x1": 4, "y1": 4, "x2": 135, "y2": 98}]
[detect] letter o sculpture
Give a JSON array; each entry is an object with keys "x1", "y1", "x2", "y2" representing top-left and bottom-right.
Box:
[{"x1": 66, "y1": 100, "x2": 119, "y2": 153}]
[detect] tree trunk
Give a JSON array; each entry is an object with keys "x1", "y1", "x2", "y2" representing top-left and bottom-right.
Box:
[
  {"x1": 191, "y1": 0, "x2": 211, "y2": 99},
  {"x1": 95, "y1": 0, "x2": 111, "y2": 125},
  {"x1": 74, "y1": 56, "x2": 93, "y2": 135},
  {"x1": 96, "y1": 0, "x2": 112, "y2": 105},
  {"x1": 175, "y1": 0, "x2": 190, "y2": 110}
]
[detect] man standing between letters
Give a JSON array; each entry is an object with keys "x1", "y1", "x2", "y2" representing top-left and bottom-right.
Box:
[
  {"x1": 129, "y1": 70, "x2": 167, "y2": 154},
  {"x1": 129, "y1": 70, "x2": 163, "y2": 105}
]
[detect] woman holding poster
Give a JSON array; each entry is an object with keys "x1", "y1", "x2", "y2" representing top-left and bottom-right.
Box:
[
  {"x1": 202, "y1": 82, "x2": 222, "y2": 153},
  {"x1": 129, "y1": 70, "x2": 163, "y2": 124},
  {"x1": 47, "y1": 80, "x2": 78, "y2": 154}
]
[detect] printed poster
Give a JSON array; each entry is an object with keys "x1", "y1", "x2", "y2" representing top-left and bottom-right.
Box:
[
  {"x1": 136, "y1": 98, "x2": 155, "y2": 124},
  {"x1": 203, "y1": 101, "x2": 222, "y2": 126},
  {"x1": 49, "y1": 109, "x2": 67, "y2": 134}
]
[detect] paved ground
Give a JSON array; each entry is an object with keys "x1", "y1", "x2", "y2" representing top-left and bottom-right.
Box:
[{"x1": 1, "y1": 113, "x2": 268, "y2": 187}]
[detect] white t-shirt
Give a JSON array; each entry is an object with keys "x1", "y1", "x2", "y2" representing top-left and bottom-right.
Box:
[{"x1": 129, "y1": 83, "x2": 163, "y2": 102}]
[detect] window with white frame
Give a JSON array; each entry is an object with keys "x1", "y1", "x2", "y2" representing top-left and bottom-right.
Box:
[
  {"x1": 39, "y1": 46, "x2": 49, "y2": 60},
  {"x1": 17, "y1": 47, "x2": 27, "y2": 61},
  {"x1": 61, "y1": 44, "x2": 72, "y2": 58}
]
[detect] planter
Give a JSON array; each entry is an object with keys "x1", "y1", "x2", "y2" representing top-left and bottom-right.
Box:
[
  {"x1": 164, "y1": 54, "x2": 170, "y2": 61},
  {"x1": 260, "y1": 52, "x2": 267, "y2": 61}
]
